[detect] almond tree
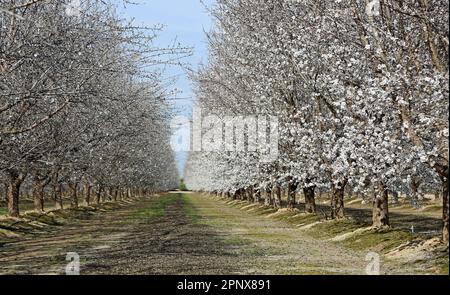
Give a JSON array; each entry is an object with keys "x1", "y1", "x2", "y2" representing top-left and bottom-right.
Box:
[
  {"x1": 1, "y1": 0, "x2": 184, "y2": 216},
  {"x1": 184, "y1": 0, "x2": 448, "y2": 243}
]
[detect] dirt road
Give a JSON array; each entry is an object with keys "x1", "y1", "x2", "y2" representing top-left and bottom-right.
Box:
[{"x1": 0, "y1": 193, "x2": 419, "y2": 274}]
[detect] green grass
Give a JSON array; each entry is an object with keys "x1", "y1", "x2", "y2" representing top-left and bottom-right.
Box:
[
  {"x1": 222, "y1": 235, "x2": 249, "y2": 246},
  {"x1": 181, "y1": 194, "x2": 199, "y2": 221},
  {"x1": 133, "y1": 194, "x2": 178, "y2": 220},
  {"x1": 22, "y1": 211, "x2": 64, "y2": 226},
  {"x1": 0, "y1": 207, "x2": 6, "y2": 216},
  {"x1": 274, "y1": 211, "x2": 322, "y2": 226},
  {"x1": 341, "y1": 228, "x2": 417, "y2": 252},
  {"x1": 307, "y1": 219, "x2": 365, "y2": 240}
]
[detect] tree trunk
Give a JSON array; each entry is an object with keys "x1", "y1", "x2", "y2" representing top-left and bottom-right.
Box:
[
  {"x1": 33, "y1": 175, "x2": 44, "y2": 213},
  {"x1": 391, "y1": 190, "x2": 399, "y2": 204},
  {"x1": 106, "y1": 187, "x2": 112, "y2": 201},
  {"x1": 69, "y1": 181, "x2": 78, "y2": 208},
  {"x1": 287, "y1": 180, "x2": 297, "y2": 209},
  {"x1": 236, "y1": 188, "x2": 242, "y2": 200},
  {"x1": 265, "y1": 185, "x2": 273, "y2": 206},
  {"x1": 410, "y1": 176, "x2": 421, "y2": 208},
  {"x1": 442, "y1": 176, "x2": 449, "y2": 244},
  {"x1": 84, "y1": 183, "x2": 92, "y2": 206},
  {"x1": 102, "y1": 188, "x2": 107, "y2": 202},
  {"x1": 50, "y1": 171, "x2": 62, "y2": 209},
  {"x1": 7, "y1": 170, "x2": 26, "y2": 217},
  {"x1": 434, "y1": 191, "x2": 441, "y2": 201},
  {"x1": 435, "y1": 164, "x2": 450, "y2": 244},
  {"x1": 331, "y1": 179, "x2": 347, "y2": 219},
  {"x1": 54, "y1": 183, "x2": 63, "y2": 209},
  {"x1": 33, "y1": 184, "x2": 45, "y2": 213},
  {"x1": 245, "y1": 187, "x2": 251, "y2": 201},
  {"x1": 109, "y1": 188, "x2": 114, "y2": 201},
  {"x1": 113, "y1": 188, "x2": 118, "y2": 202},
  {"x1": 372, "y1": 185, "x2": 390, "y2": 228},
  {"x1": 253, "y1": 186, "x2": 260, "y2": 203},
  {"x1": 303, "y1": 186, "x2": 316, "y2": 214},
  {"x1": 96, "y1": 185, "x2": 103, "y2": 204},
  {"x1": 275, "y1": 185, "x2": 282, "y2": 208},
  {"x1": 3, "y1": 183, "x2": 8, "y2": 204},
  {"x1": 32, "y1": 172, "x2": 50, "y2": 213}
]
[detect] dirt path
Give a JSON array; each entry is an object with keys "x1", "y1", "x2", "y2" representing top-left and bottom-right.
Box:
[
  {"x1": 184, "y1": 193, "x2": 371, "y2": 274},
  {"x1": 0, "y1": 193, "x2": 402, "y2": 274}
]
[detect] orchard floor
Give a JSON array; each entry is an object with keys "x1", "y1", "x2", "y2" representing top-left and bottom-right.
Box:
[{"x1": 0, "y1": 193, "x2": 447, "y2": 275}]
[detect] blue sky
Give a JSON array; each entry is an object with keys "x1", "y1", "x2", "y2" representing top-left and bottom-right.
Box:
[{"x1": 119, "y1": 0, "x2": 215, "y2": 177}]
